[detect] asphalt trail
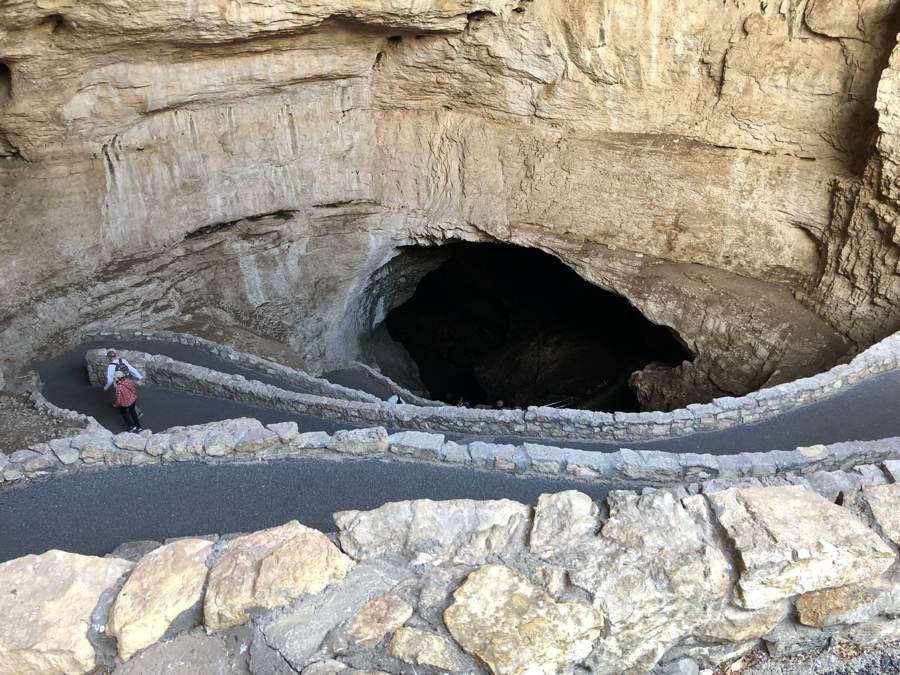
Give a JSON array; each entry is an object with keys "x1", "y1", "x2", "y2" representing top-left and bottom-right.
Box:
[
  {"x1": 0, "y1": 459, "x2": 608, "y2": 562},
  {"x1": 7, "y1": 340, "x2": 898, "y2": 560},
  {"x1": 38, "y1": 342, "x2": 900, "y2": 455}
]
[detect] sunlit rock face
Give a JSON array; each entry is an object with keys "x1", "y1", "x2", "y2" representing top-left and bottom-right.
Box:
[{"x1": 0, "y1": 0, "x2": 897, "y2": 408}]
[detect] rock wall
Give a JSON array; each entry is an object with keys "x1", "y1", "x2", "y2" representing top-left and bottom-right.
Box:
[
  {"x1": 3, "y1": 476, "x2": 900, "y2": 673},
  {"x1": 78, "y1": 327, "x2": 900, "y2": 442},
  {"x1": 1, "y1": 0, "x2": 899, "y2": 406}
]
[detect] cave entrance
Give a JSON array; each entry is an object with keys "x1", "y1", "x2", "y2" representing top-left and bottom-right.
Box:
[{"x1": 375, "y1": 243, "x2": 692, "y2": 412}]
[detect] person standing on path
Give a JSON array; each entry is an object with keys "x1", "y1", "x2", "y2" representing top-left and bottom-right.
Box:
[
  {"x1": 104, "y1": 350, "x2": 143, "y2": 390},
  {"x1": 113, "y1": 371, "x2": 142, "y2": 432}
]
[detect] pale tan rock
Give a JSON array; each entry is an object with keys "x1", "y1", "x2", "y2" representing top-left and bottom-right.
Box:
[
  {"x1": 699, "y1": 601, "x2": 789, "y2": 643},
  {"x1": 795, "y1": 566, "x2": 900, "y2": 628},
  {"x1": 388, "y1": 627, "x2": 458, "y2": 671},
  {"x1": 530, "y1": 490, "x2": 600, "y2": 558},
  {"x1": 444, "y1": 564, "x2": 603, "y2": 675},
  {"x1": 204, "y1": 520, "x2": 354, "y2": 632},
  {"x1": 568, "y1": 492, "x2": 732, "y2": 673},
  {"x1": 710, "y1": 486, "x2": 896, "y2": 609},
  {"x1": 862, "y1": 483, "x2": 900, "y2": 545},
  {"x1": 0, "y1": 551, "x2": 132, "y2": 675},
  {"x1": 341, "y1": 595, "x2": 413, "y2": 649},
  {"x1": 335, "y1": 498, "x2": 530, "y2": 565},
  {"x1": 109, "y1": 538, "x2": 213, "y2": 661}
]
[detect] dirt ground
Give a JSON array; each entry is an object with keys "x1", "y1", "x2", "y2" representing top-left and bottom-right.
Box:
[
  {"x1": 718, "y1": 642, "x2": 900, "y2": 674},
  {"x1": 0, "y1": 392, "x2": 85, "y2": 455}
]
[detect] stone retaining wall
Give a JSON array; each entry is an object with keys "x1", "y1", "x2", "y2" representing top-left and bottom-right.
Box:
[
  {"x1": 3, "y1": 415, "x2": 900, "y2": 491},
  {"x1": 84, "y1": 329, "x2": 900, "y2": 443},
  {"x1": 80, "y1": 329, "x2": 439, "y2": 406},
  {"x1": 2, "y1": 459, "x2": 900, "y2": 674}
]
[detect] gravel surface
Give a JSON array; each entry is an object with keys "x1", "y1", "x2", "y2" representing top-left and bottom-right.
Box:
[
  {"x1": 718, "y1": 643, "x2": 900, "y2": 674},
  {"x1": 0, "y1": 392, "x2": 83, "y2": 455}
]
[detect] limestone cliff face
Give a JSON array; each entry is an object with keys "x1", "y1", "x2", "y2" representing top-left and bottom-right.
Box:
[{"x1": 0, "y1": 0, "x2": 898, "y2": 407}]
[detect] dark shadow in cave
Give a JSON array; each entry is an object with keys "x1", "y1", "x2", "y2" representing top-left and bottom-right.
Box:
[{"x1": 381, "y1": 243, "x2": 693, "y2": 412}]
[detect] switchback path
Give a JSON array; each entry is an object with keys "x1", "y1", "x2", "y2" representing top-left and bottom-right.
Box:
[
  {"x1": 37, "y1": 341, "x2": 900, "y2": 455},
  {"x1": 5, "y1": 340, "x2": 897, "y2": 561}
]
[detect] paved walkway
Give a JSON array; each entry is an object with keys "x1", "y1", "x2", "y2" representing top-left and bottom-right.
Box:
[
  {"x1": 37, "y1": 341, "x2": 900, "y2": 455},
  {"x1": 7, "y1": 339, "x2": 895, "y2": 562},
  {"x1": 0, "y1": 459, "x2": 609, "y2": 562}
]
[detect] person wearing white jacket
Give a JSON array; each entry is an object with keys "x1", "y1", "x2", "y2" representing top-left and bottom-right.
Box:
[{"x1": 103, "y1": 349, "x2": 143, "y2": 390}]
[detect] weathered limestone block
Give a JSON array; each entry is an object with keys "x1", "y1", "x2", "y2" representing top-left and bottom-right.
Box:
[
  {"x1": 49, "y1": 438, "x2": 80, "y2": 465},
  {"x1": 530, "y1": 491, "x2": 600, "y2": 558},
  {"x1": 267, "y1": 421, "x2": 299, "y2": 443},
  {"x1": 862, "y1": 483, "x2": 900, "y2": 545},
  {"x1": 0, "y1": 551, "x2": 132, "y2": 674},
  {"x1": 328, "y1": 427, "x2": 389, "y2": 456},
  {"x1": 335, "y1": 595, "x2": 413, "y2": 650},
  {"x1": 387, "y1": 430, "x2": 445, "y2": 460},
  {"x1": 444, "y1": 564, "x2": 603, "y2": 675},
  {"x1": 696, "y1": 601, "x2": 789, "y2": 644},
  {"x1": 538, "y1": 491, "x2": 731, "y2": 674},
  {"x1": 334, "y1": 498, "x2": 531, "y2": 565},
  {"x1": 234, "y1": 425, "x2": 279, "y2": 454},
  {"x1": 205, "y1": 521, "x2": 354, "y2": 632},
  {"x1": 710, "y1": 486, "x2": 896, "y2": 609},
  {"x1": 795, "y1": 580, "x2": 900, "y2": 627},
  {"x1": 109, "y1": 538, "x2": 214, "y2": 661},
  {"x1": 255, "y1": 560, "x2": 414, "y2": 670},
  {"x1": 388, "y1": 627, "x2": 458, "y2": 670}
]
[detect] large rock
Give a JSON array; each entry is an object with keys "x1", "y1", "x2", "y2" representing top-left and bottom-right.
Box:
[
  {"x1": 0, "y1": 551, "x2": 132, "y2": 674},
  {"x1": 335, "y1": 595, "x2": 413, "y2": 650},
  {"x1": 334, "y1": 498, "x2": 531, "y2": 565},
  {"x1": 109, "y1": 538, "x2": 214, "y2": 661},
  {"x1": 388, "y1": 627, "x2": 458, "y2": 670},
  {"x1": 710, "y1": 486, "x2": 896, "y2": 609},
  {"x1": 862, "y1": 483, "x2": 900, "y2": 545},
  {"x1": 254, "y1": 559, "x2": 414, "y2": 671},
  {"x1": 536, "y1": 491, "x2": 732, "y2": 673},
  {"x1": 530, "y1": 491, "x2": 601, "y2": 558},
  {"x1": 205, "y1": 521, "x2": 354, "y2": 632},
  {"x1": 444, "y1": 564, "x2": 603, "y2": 675}
]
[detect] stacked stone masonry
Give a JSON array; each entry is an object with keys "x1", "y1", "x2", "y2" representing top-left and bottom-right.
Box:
[
  {"x1": 4, "y1": 477, "x2": 900, "y2": 673},
  {"x1": 3, "y1": 414, "x2": 900, "y2": 494},
  {"x1": 82, "y1": 328, "x2": 900, "y2": 442},
  {"x1": 80, "y1": 329, "x2": 438, "y2": 407}
]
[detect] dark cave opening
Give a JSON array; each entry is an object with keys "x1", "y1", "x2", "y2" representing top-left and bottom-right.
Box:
[{"x1": 382, "y1": 243, "x2": 693, "y2": 412}]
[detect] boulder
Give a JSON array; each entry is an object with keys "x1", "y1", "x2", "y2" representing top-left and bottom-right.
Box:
[
  {"x1": 109, "y1": 538, "x2": 214, "y2": 661},
  {"x1": 388, "y1": 627, "x2": 458, "y2": 670},
  {"x1": 710, "y1": 486, "x2": 896, "y2": 609},
  {"x1": 255, "y1": 560, "x2": 414, "y2": 671},
  {"x1": 0, "y1": 551, "x2": 132, "y2": 674},
  {"x1": 335, "y1": 595, "x2": 413, "y2": 650},
  {"x1": 444, "y1": 564, "x2": 603, "y2": 675},
  {"x1": 328, "y1": 427, "x2": 389, "y2": 456},
  {"x1": 862, "y1": 483, "x2": 900, "y2": 545},
  {"x1": 205, "y1": 521, "x2": 354, "y2": 632},
  {"x1": 530, "y1": 491, "x2": 600, "y2": 557},
  {"x1": 543, "y1": 491, "x2": 731, "y2": 673},
  {"x1": 334, "y1": 498, "x2": 531, "y2": 565}
]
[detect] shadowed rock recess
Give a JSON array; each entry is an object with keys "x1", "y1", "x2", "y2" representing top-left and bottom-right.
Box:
[{"x1": 1, "y1": 0, "x2": 898, "y2": 408}]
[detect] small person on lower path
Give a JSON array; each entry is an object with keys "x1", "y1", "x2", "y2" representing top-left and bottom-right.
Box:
[{"x1": 113, "y1": 371, "x2": 143, "y2": 432}]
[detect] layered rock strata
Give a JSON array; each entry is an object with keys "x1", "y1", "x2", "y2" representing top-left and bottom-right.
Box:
[
  {"x1": 2, "y1": 0, "x2": 898, "y2": 408},
  {"x1": 3, "y1": 482, "x2": 900, "y2": 673}
]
